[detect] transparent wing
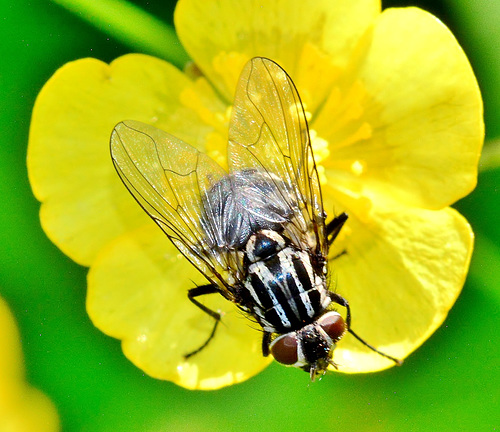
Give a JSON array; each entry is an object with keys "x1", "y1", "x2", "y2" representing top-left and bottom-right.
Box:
[
  {"x1": 228, "y1": 57, "x2": 326, "y2": 255},
  {"x1": 110, "y1": 120, "x2": 238, "y2": 295}
]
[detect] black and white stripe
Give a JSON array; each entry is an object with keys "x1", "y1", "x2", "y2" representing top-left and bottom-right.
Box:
[{"x1": 243, "y1": 230, "x2": 331, "y2": 333}]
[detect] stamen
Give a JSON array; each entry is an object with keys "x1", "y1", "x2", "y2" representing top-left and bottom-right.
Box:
[{"x1": 350, "y1": 160, "x2": 365, "y2": 176}]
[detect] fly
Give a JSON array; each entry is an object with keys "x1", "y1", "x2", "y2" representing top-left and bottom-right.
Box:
[{"x1": 110, "y1": 57, "x2": 402, "y2": 380}]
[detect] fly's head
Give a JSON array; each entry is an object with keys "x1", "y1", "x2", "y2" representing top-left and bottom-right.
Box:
[{"x1": 269, "y1": 311, "x2": 347, "y2": 380}]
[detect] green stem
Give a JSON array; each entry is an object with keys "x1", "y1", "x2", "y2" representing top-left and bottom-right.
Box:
[
  {"x1": 479, "y1": 139, "x2": 500, "y2": 172},
  {"x1": 52, "y1": 0, "x2": 190, "y2": 68}
]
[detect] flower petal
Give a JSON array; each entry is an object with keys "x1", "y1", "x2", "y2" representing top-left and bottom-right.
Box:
[
  {"x1": 28, "y1": 54, "x2": 218, "y2": 266},
  {"x1": 327, "y1": 205, "x2": 473, "y2": 372},
  {"x1": 87, "y1": 224, "x2": 271, "y2": 390},
  {"x1": 317, "y1": 7, "x2": 483, "y2": 209},
  {"x1": 175, "y1": 0, "x2": 380, "y2": 102},
  {"x1": 0, "y1": 297, "x2": 60, "y2": 432}
]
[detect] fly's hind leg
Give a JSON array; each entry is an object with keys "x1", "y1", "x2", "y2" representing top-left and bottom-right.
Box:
[
  {"x1": 184, "y1": 284, "x2": 221, "y2": 359},
  {"x1": 326, "y1": 212, "x2": 348, "y2": 248},
  {"x1": 326, "y1": 212, "x2": 348, "y2": 259}
]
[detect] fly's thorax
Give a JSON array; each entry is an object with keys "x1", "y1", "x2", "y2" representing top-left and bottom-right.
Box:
[
  {"x1": 245, "y1": 229, "x2": 286, "y2": 263},
  {"x1": 241, "y1": 229, "x2": 331, "y2": 334},
  {"x1": 269, "y1": 311, "x2": 347, "y2": 379}
]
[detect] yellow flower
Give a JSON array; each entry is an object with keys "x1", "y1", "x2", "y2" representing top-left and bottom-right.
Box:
[
  {"x1": 28, "y1": 0, "x2": 483, "y2": 390},
  {"x1": 0, "y1": 297, "x2": 60, "y2": 431}
]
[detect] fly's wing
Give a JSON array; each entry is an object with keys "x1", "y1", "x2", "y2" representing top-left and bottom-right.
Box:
[
  {"x1": 111, "y1": 120, "x2": 237, "y2": 295},
  {"x1": 228, "y1": 57, "x2": 326, "y2": 255}
]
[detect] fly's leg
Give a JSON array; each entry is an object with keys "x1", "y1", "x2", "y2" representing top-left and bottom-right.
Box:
[
  {"x1": 329, "y1": 292, "x2": 403, "y2": 366},
  {"x1": 262, "y1": 331, "x2": 272, "y2": 357},
  {"x1": 184, "y1": 284, "x2": 221, "y2": 359},
  {"x1": 327, "y1": 212, "x2": 349, "y2": 260},
  {"x1": 326, "y1": 212, "x2": 348, "y2": 247}
]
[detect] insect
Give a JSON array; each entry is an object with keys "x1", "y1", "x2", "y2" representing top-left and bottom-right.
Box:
[{"x1": 110, "y1": 57, "x2": 401, "y2": 380}]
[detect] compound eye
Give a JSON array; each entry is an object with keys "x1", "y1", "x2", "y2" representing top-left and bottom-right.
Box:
[
  {"x1": 318, "y1": 312, "x2": 346, "y2": 343},
  {"x1": 270, "y1": 333, "x2": 298, "y2": 365}
]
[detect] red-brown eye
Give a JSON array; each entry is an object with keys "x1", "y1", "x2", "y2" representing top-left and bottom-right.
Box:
[
  {"x1": 270, "y1": 333, "x2": 298, "y2": 365},
  {"x1": 318, "y1": 312, "x2": 346, "y2": 343}
]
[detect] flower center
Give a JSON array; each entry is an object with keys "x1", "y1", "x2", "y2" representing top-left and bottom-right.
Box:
[
  {"x1": 307, "y1": 79, "x2": 376, "y2": 229},
  {"x1": 311, "y1": 79, "x2": 372, "y2": 175}
]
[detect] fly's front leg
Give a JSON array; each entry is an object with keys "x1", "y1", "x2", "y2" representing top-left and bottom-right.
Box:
[
  {"x1": 184, "y1": 283, "x2": 221, "y2": 359},
  {"x1": 329, "y1": 292, "x2": 352, "y2": 328},
  {"x1": 262, "y1": 331, "x2": 272, "y2": 357},
  {"x1": 328, "y1": 291, "x2": 402, "y2": 365}
]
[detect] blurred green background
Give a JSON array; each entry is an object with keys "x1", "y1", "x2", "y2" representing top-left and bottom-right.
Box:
[{"x1": 0, "y1": 0, "x2": 498, "y2": 431}]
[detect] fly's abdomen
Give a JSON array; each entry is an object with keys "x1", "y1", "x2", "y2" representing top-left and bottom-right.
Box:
[{"x1": 243, "y1": 244, "x2": 330, "y2": 334}]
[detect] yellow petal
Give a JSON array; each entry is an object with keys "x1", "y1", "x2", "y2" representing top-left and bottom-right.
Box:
[
  {"x1": 327, "y1": 205, "x2": 473, "y2": 372},
  {"x1": 28, "y1": 54, "x2": 218, "y2": 266},
  {"x1": 175, "y1": 0, "x2": 380, "y2": 101},
  {"x1": 0, "y1": 297, "x2": 60, "y2": 432},
  {"x1": 87, "y1": 224, "x2": 271, "y2": 390},
  {"x1": 317, "y1": 7, "x2": 483, "y2": 209}
]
